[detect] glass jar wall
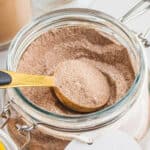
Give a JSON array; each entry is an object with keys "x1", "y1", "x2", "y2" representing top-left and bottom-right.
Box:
[{"x1": 3, "y1": 8, "x2": 150, "y2": 150}]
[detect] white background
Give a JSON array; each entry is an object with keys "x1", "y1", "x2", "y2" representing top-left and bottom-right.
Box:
[{"x1": 0, "y1": 0, "x2": 150, "y2": 149}]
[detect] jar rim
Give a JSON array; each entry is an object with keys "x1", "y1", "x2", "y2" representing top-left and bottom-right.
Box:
[{"x1": 7, "y1": 8, "x2": 145, "y2": 124}]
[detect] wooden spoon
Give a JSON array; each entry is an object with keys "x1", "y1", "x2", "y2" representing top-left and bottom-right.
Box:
[{"x1": 0, "y1": 61, "x2": 109, "y2": 113}]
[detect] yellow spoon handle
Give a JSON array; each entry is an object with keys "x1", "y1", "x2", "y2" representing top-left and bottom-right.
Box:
[{"x1": 0, "y1": 70, "x2": 55, "y2": 88}]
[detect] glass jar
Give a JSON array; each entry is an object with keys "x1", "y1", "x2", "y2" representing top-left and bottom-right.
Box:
[
  {"x1": 1, "y1": 1, "x2": 150, "y2": 150},
  {"x1": 0, "y1": 0, "x2": 31, "y2": 50}
]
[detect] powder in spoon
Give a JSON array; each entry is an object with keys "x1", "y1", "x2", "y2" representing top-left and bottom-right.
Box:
[{"x1": 55, "y1": 60, "x2": 110, "y2": 112}]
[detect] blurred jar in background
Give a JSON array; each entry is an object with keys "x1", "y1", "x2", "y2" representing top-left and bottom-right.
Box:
[{"x1": 0, "y1": 0, "x2": 31, "y2": 50}]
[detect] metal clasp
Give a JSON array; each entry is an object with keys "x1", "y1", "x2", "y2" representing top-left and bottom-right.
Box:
[
  {"x1": 16, "y1": 123, "x2": 35, "y2": 150},
  {"x1": 138, "y1": 33, "x2": 150, "y2": 47},
  {"x1": 120, "y1": 0, "x2": 150, "y2": 47},
  {"x1": 0, "y1": 102, "x2": 11, "y2": 129}
]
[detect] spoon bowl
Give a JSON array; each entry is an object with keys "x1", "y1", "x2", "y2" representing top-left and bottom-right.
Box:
[{"x1": 0, "y1": 61, "x2": 110, "y2": 113}]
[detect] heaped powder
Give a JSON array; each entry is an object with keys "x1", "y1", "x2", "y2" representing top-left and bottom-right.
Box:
[{"x1": 55, "y1": 60, "x2": 110, "y2": 111}]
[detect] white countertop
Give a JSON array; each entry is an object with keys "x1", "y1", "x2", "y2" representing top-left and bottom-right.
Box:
[{"x1": 0, "y1": 0, "x2": 150, "y2": 149}]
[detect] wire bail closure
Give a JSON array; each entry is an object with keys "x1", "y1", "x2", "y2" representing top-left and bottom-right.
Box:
[
  {"x1": 16, "y1": 123, "x2": 35, "y2": 150},
  {"x1": 120, "y1": 0, "x2": 150, "y2": 47},
  {"x1": 0, "y1": 101, "x2": 35, "y2": 150},
  {"x1": 0, "y1": 102, "x2": 11, "y2": 129}
]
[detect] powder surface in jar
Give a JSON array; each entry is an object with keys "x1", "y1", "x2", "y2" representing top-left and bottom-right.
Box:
[
  {"x1": 17, "y1": 25, "x2": 135, "y2": 115},
  {"x1": 55, "y1": 60, "x2": 110, "y2": 111}
]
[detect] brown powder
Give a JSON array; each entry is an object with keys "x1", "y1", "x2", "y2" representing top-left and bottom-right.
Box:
[
  {"x1": 17, "y1": 25, "x2": 135, "y2": 114},
  {"x1": 55, "y1": 60, "x2": 110, "y2": 111},
  {"x1": 8, "y1": 25, "x2": 136, "y2": 150}
]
